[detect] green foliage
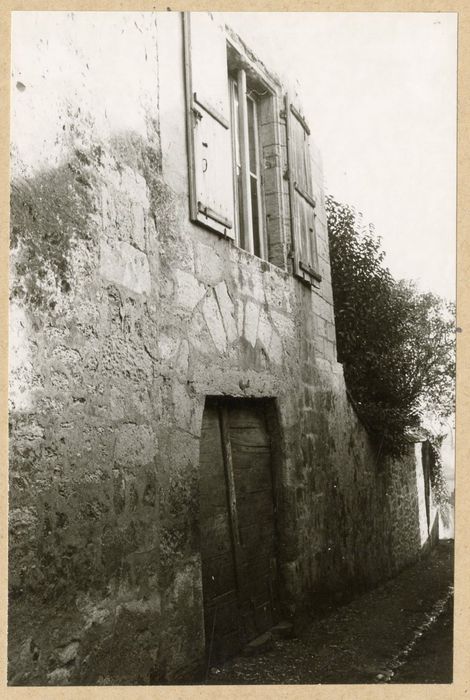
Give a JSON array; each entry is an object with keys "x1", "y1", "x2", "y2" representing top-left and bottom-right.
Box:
[{"x1": 326, "y1": 195, "x2": 455, "y2": 457}]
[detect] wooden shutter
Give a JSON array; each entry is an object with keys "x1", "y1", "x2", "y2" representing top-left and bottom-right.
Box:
[
  {"x1": 183, "y1": 12, "x2": 235, "y2": 238},
  {"x1": 285, "y1": 95, "x2": 321, "y2": 285}
]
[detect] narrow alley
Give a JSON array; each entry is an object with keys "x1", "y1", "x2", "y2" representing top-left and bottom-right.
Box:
[{"x1": 207, "y1": 541, "x2": 454, "y2": 684}]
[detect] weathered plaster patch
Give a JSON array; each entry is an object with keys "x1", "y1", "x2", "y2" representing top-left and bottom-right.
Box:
[
  {"x1": 158, "y1": 334, "x2": 179, "y2": 362},
  {"x1": 202, "y1": 290, "x2": 227, "y2": 354},
  {"x1": 114, "y1": 424, "x2": 157, "y2": 467},
  {"x1": 172, "y1": 381, "x2": 199, "y2": 435},
  {"x1": 100, "y1": 240, "x2": 151, "y2": 295},
  {"x1": 9, "y1": 303, "x2": 38, "y2": 411},
  {"x1": 244, "y1": 300, "x2": 260, "y2": 347},
  {"x1": 214, "y1": 281, "x2": 237, "y2": 344},
  {"x1": 257, "y1": 307, "x2": 273, "y2": 351},
  {"x1": 236, "y1": 301, "x2": 244, "y2": 336}
]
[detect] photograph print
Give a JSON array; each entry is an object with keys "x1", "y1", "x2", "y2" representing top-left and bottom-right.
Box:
[{"x1": 8, "y1": 9, "x2": 456, "y2": 686}]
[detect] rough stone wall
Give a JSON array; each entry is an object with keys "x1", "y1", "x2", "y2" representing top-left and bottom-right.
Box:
[{"x1": 9, "y1": 11, "x2": 438, "y2": 685}]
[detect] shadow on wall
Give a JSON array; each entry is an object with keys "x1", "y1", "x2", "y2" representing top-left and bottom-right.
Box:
[
  {"x1": 8, "y1": 132, "x2": 206, "y2": 685},
  {"x1": 10, "y1": 127, "x2": 162, "y2": 313},
  {"x1": 311, "y1": 438, "x2": 441, "y2": 613}
]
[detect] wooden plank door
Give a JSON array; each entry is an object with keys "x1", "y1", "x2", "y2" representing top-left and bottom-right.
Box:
[
  {"x1": 199, "y1": 398, "x2": 279, "y2": 664},
  {"x1": 226, "y1": 399, "x2": 278, "y2": 640},
  {"x1": 199, "y1": 400, "x2": 241, "y2": 664}
]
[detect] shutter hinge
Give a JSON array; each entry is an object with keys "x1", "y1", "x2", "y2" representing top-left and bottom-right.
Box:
[
  {"x1": 283, "y1": 168, "x2": 289, "y2": 181},
  {"x1": 280, "y1": 109, "x2": 287, "y2": 121},
  {"x1": 191, "y1": 106, "x2": 203, "y2": 122}
]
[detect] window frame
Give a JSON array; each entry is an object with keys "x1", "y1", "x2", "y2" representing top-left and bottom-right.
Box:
[
  {"x1": 228, "y1": 69, "x2": 267, "y2": 259},
  {"x1": 226, "y1": 37, "x2": 279, "y2": 263}
]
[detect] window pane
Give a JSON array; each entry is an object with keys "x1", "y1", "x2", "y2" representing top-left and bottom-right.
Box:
[
  {"x1": 233, "y1": 83, "x2": 241, "y2": 167},
  {"x1": 250, "y1": 174, "x2": 261, "y2": 258},
  {"x1": 247, "y1": 97, "x2": 257, "y2": 175},
  {"x1": 237, "y1": 166, "x2": 245, "y2": 247},
  {"x1": 230, "y1": 77, "x2": 244, "y2": 245}
]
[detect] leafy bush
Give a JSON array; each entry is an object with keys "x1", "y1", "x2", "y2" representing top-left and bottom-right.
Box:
[{"x1": 326, "y1": 195, "x2": 455, "y2": 457}]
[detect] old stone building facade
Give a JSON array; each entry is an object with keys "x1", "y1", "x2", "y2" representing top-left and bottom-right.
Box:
[{"x1": 9, "y1": 11, "x2": 439, "y2": 685}]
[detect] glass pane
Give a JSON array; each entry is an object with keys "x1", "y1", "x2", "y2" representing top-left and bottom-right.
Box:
[
  {"x1": 247, "y1": 97, "x2": 257, "y2": 175},
  {"x1": 250, "y1": 174, "x2": 261, "y2": 258},
  {"x1": 237, "y1": 166, "x2": 245, "y2": 247},
  {"x1": 233, "y1": 83, "x2": 241, "y2": 167}
]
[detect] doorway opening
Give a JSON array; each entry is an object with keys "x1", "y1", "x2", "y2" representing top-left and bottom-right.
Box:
[{"x1": 198, "y1": 396, "x2": 281, "y2": 665}]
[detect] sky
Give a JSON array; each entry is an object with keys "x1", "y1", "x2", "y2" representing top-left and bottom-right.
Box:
[{"x1": 221, "y1": 12, "x2": 457, "y2": 301}]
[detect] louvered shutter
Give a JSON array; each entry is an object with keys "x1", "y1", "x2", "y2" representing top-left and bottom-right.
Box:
[
  {"x1": 183, "y1": 12, "x2": 235, "y2": 238},
  {"x1": 285, "y1": 96, "x2": 321, "y2": 285}
]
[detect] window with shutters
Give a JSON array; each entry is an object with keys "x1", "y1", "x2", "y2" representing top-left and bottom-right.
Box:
[
  {"x1": 184, "y1": 12, "x2": 275, "y2": 260},
  {"x1": 183, "y1": 12, "x2": 322, "y2": 285}
]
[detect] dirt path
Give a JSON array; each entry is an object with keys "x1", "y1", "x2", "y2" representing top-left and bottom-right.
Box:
[{"x1": 207, "y1": 541, "x2": 454, "y2": 685}]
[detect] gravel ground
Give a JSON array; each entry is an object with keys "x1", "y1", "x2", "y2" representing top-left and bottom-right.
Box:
[{"x1": 206, "y1": 540, "x2": 454, "y2": 685}]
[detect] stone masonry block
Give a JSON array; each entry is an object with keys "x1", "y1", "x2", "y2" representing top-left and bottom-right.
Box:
[
  {"x1": 315, "y1": 296, "x2": 334, "y2": 324},
  {"x1": 271, "y1": 309, "x2": 295, "y2": 339},
  {"x1": 130, "y1": 201, "x2": 146, "y2": 251},
  {"x1": 236, "y1": 301, "x2": 244, "y2": 336},
  {"x1": 263, "y1": 271, "x2": 292, "y2": 313},
  {"x1": 238, "y1": 266, "x2": 265, "y2": 304},
  {"x1": 267, "y1": 329, "x2": 283, "y2": 365},
  {"x1": 323, "y1": 339, "x2": 337, "y2": 363},
  {"x1": 268, "y1": 240, "x2": 286, "y2": 271},
  {"x1": 174, "y1": 269, "x2": 206, "y2": 311},
  {"x1": 326, "y1": 322, "x2": 337, "y2": 343},
  {"x1": 265, "y1": 215, "x2": 284, "y2": 243},
  {"x1": 264, "y1": 192, "x2": 283, "y2": 222},
  {"x1": 158, "y1": 334, "x2": 179, "y2": 361},
  {"x1": 202, "y1": 290, "x2": 227, "y2": 354},
  {"x1": 259, "y1": 94, "x2": 277, "y2": 125},
  {"x1": 316, "y1": 236, "x2": 329, "y2": 261},
  {"x1": 257, "y1": 308, "x2": 273, "y2": 350},
  {"x1": 194, "y1": 241, "x2": 223, "y2": 285},
  {"x1": 259, "y1": 121, "x2": 279, "y2": 148},
  {"x1": 214, "y1": 281, "x2": 237, "y2": 344},
  {"x1": 263, "y1": 164, "x2": 281, "y2": 197},
  {"x1": 244, "y1": 300, "x2": 260, "y2": 347},
  {"x1": 313, "y1": 335, "x2": 325, "y2": 356},
  {"x1": 262, "y1": 143, "x2": 282, "y2": 160}
]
